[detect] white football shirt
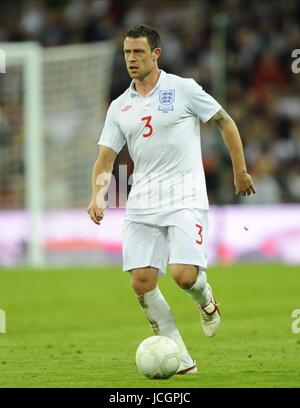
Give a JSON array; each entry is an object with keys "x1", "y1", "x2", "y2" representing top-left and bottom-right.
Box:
[{"x1": 98, "y1": 70, "x2": 222, "y2": 214}]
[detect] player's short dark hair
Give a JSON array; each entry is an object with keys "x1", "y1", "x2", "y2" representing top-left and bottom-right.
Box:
[{"x1": 125, "y1": 24, "x2": 161, "y2": 50}]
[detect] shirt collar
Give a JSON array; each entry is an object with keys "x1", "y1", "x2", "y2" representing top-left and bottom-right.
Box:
[{"x1": 129, "y1": 69, "x2": 166, "y2": 97}]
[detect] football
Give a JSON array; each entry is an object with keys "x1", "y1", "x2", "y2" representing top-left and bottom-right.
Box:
[{"x1": 135, "y1": 335, "x2": 181, "y2": 379}]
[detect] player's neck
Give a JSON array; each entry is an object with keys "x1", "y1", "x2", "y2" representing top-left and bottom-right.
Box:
[{"x1": 134, "y1": 67, "x2": 161, "y2": 97}]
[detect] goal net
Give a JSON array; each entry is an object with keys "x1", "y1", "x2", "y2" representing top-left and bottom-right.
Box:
[{"x1": 0, "y1": 41, "x2": 116, "y2": 266}]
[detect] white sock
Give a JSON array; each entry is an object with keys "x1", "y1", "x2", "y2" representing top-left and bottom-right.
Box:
[
  {"x1": 183, "y1": 270, "x2": 212, "y2": 307},
  {"x1": 137, "y1": 287, "x2": 193, "y2": 364}
]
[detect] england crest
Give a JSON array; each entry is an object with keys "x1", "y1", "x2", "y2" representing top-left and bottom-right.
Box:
[{"x1": 158, "y1": 89, "x2": 175, "y2": 112}]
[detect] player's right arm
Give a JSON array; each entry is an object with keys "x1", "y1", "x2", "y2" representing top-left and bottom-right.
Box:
[
  {"x1": 88, "y1": 98, "x2": 126, "y2": 225},
  {"x1": 87, "y1": 145, "x2": 117, "y2": 225}
]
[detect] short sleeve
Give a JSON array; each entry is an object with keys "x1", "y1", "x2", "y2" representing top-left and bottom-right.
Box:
[
  {"x1": 98, "y1": 101, "x2": 126, "y2": 154},
  {"x1": 186, "y1": 79, "x2": 222, "y2": 123}
]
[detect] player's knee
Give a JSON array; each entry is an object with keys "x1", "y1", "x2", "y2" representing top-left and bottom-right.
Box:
[
  {"x1": 131, "y1": 268, "x2": 157, "y2": 295},
  {"x1": 131, "y1": 277, "x2": 155, "y2": 295},
  {"x1": 171, "y1": 265, "x2": 198, "y2": 289},
  {"x1": 174, "y1": 275, "x2": 196, "y2": 289}
]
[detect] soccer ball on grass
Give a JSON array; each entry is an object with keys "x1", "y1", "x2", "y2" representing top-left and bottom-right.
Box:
[{"x1": 135, "y1": 335, "x2": 181, "y2": 379}]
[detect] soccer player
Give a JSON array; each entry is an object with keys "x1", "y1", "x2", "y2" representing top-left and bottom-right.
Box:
[{"x1": 87, "y1": 24, "x2": 255, "y2": 374}]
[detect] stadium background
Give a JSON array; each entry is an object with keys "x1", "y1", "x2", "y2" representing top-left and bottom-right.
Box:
[
  {"x1": 0, "y1": 0, "x2": 300, "y2": 388},
  {"x1": 1, "y1": 0, "x2": 300, "y2": 267}
]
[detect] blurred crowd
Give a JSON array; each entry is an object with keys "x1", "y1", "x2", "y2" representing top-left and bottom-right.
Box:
[{"x1": 1, "y1": 0, "x2": 300, "y2": 207}]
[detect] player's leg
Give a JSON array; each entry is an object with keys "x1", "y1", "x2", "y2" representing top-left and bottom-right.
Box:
[
  {"x1": 168, "y1": 209, "x2": 220, "y2": 337},
  {"x1": 170, "y1": 264, "x2": 212, "y2": 308},
  {"x1": 170, "y1": 263, "x2": 220, "y2": 336},
  {"x1": 131, "y1": 266, "x2": 158, "y2": 296},
  {"x1": 123, "y1": 220, "x2": 195, "y2": 369},
  {"x1": 130, "y1": 267, "x2": 195, "y2": 373}
]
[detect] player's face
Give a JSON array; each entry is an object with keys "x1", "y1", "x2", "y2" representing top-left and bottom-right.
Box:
[{"x1": 123, "y1": 37, "x2": 160, "y2": 80}]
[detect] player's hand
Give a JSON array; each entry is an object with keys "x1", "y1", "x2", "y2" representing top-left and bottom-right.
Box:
[
  {"x1": 87, "y1": 194, "x2": 105, "y2": 225},
  {"x1": 234, "y1": 171, "x2": 256, "y2": 196}
]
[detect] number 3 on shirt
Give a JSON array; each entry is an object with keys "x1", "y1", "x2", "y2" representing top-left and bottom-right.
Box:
[{"x1": 141, "y1": 116, "x2": 153, "y2": 138}]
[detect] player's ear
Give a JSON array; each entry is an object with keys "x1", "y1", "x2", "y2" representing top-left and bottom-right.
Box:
[{"x1": 153, "y1": 48, "x2": 161, "y2": 61}]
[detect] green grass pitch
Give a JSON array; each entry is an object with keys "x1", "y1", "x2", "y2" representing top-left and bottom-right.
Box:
[{"x1": 0, "y1": 263, "x2": 299, "y2": 388}]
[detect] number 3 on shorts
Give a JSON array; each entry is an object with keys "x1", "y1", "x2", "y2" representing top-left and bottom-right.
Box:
[{"x1": 195, "y1": 224, "x2": 203, "y2": 245}]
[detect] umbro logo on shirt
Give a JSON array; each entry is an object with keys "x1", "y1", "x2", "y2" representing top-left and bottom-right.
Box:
[{"x1": 121, "y1": 105, "x2": 133, "y2": 112}]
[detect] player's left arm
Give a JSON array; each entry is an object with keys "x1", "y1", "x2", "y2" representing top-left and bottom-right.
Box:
[{"x1": 207, "y1": 109, "x2": 255, "y2": 196}]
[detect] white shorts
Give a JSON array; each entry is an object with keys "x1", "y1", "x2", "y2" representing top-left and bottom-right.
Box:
[{"x1": 122, "y1": 209, "x2": 209, "y2": 275}]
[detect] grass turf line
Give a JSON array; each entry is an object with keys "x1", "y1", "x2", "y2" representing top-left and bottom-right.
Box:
[{"x1": 0, "y1": 264, "x2": 299, "y2": 388}]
